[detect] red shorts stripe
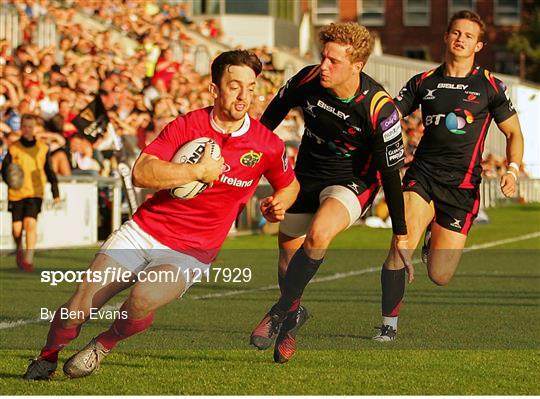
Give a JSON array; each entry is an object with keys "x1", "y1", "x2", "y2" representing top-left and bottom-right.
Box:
[
  {"x1": 357, "y1": 182, "x2": 380, "y2": 210},
  {"x1": 461, "y1": 190, "x2": 481, "y2": 235}
]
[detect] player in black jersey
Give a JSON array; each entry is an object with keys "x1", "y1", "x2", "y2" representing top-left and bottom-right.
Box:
[
  {"x1": 374, "y1": 10, "x2": 524, "y2": 341},
  {"x1": 249, "y1": 22, "x2": 412, "y2": 362}
]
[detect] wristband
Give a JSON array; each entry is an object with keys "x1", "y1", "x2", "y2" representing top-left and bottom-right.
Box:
[
  {"x1": 505, "y1": 170, "x2": 518, "y2": 181},
  {"x1": 508, "y1": 162, "x2": 519, "y2": 172}
]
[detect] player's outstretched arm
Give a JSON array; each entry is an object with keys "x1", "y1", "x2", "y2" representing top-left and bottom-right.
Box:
[
  {"x1": 498, "y1": 114, "x2": 524, "y2": 198},
  {"x1": 132, "y1": 143, "x2": 223, "y2": 190},
  {"x1": 260, "y1": 178, "x2": 300, "y2": 223}
]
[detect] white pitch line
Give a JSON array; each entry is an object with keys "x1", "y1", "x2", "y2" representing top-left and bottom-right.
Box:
[
  {"x1": 464, "y1": 231, "x2": 540, "y2": 251},
  {"x1": 190, "y1": 231, "x2": 540, "y2": 300},
  {"x1": 189, "y1": 267, "x2": 381, "y2": 300},
  {"x1": 1, "y1": 231, "x2": 538, "y2": 329},
  {"x1": 0, "y1": 304, "x2": 121, "y2": 330}
]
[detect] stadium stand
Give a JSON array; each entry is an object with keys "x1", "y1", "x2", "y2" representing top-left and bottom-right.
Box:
[{"x1": 1, "y1": 0, "x2": 538, "y2": 249}]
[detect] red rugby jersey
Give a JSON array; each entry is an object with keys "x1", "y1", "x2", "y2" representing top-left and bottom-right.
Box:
[{"x1": 132, "y1": 107, "x2": 295, "y2": 263}]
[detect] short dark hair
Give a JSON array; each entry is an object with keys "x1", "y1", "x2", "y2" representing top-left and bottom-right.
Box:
[
  {"x1": 447, "y1": 10, "x2": 486, "y2": 42},
  {"x1": 211, "y1": 50, "x2": 262, "y2": 86},
  {"x1": 21, "y1": 113, "x2": 36, "y2": 124}
]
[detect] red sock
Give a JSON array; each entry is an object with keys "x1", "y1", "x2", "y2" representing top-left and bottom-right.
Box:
[
  {"x1": 40, "y1": 307, "x2": 81, "y2": 362},
  {"x1": 288, "y1": 298, "x2": 301, "y2": 313},
  {"x1": 96, "y1": 311, "x2": 154, "y2": 351}
]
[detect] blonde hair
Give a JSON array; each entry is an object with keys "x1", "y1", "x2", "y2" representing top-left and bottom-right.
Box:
[{"x1": 319, "y1": 22, "x2": 373, "y2": 63}]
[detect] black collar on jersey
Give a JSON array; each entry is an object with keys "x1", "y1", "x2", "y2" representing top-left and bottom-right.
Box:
[
  {"x1": 327, "y1": 72, "x2": 368, "y2": 104},
  {"x1": 20, "y1": 137, "x2": 37, "y2": 147},
  {"x1": 439, "y1": 63, "x2": 480, "y2": 78}
]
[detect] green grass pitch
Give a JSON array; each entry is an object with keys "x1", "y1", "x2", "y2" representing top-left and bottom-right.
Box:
[{"x1": 1, "y1": 204, "x2": 539, "y2": 395}]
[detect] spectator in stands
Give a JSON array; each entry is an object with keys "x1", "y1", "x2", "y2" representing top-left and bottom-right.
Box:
[
  {"x1": 152, "y1": 48, "x2": 181, "y2": 90},
  {"x1": 4, "y1": 0, "x2": 296, "y2": 178},
  {"x1": 69, "y1": 133, "x2": 101, "y2": 175},
  {"x1": 42, "y1": 114, "x2": 71, "y2": 175}
]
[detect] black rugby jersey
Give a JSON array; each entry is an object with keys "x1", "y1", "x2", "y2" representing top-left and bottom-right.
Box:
[
  {"x1": 395, "y1": 64, "x2": 516, "y2": 188},
  {"x1": 261, "y1": 64, "x2": 405, "y2": 189}
]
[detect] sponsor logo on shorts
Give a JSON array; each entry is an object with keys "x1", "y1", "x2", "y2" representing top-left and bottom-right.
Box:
[
  {"x1": 347, "y1": 182, "x2": 360, "y2": 194},
  {"x1": 382, "y1": 122, "x2": 402, "y2": 142},
  {"x1": 386, "y1": 141, "x2": 404, "y2": 167},
  {"x1": 240, "y1": 150, "x2": 262, "y2": 167},
  {"x1": 450, "y1": 218, "x2": 462, "y2": 229},
  {"x1": 423, "y1": 89, "x2": 437, "y2": 100}
]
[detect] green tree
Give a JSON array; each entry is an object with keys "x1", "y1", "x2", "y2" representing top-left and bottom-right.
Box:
[{"x1": 508, "y1": 2, "x2": 540, "y2": 82}]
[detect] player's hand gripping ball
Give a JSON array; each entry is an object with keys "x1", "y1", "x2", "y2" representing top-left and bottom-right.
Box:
[{"x1": 169, "y1": 137, "x2": 221, "y2": 200}]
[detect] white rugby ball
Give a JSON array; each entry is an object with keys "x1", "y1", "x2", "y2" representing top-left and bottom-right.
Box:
[{"x1": 169, "y1": 137, "x2": 221, "y2": 200}]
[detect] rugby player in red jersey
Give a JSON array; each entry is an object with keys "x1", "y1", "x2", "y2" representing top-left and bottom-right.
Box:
[
  {"x1": 250, "y1": 23, "x2": 412, "y2": 363},
  {"x1": 23, "y1": 50, "x2": 299, "y2": 380},
  {"x1": 373, "y1": 11, "x2": 524, "y2": 341}
]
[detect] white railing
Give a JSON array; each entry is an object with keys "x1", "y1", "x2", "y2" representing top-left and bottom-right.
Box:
[
  {"x1": 33, "y1": 15, "x2": 57, "y2": 49},
  {"x1": 480, "y1": 177, "x2": 540, "y2": 208},
  {"x1": 0, "y1": 5, "x2": 20, "y2": 49}
]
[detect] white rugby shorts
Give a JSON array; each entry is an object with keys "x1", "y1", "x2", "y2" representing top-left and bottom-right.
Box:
[
  {"x1": 99, "y1": 219, "x2": 210, "y2": 294},
  {"x1": 279, "y1": 185, "x2": 364, "y2": 238}
]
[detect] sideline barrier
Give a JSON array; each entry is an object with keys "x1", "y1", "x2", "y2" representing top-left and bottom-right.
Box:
[
  {"x1": 0, "y1": 175, "x2": 129, "y2": 250},
  {"x1": 480, "y1": 177, "x2": 540, "y2": 209},
  {"x1": 1, "y1": 175, "x2": 537, "y2": 250},
  {"x1": 1, "y1": 178, "x2": 99, "y2": 250}
]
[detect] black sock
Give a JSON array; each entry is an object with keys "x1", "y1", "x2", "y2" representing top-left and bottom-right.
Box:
[
  {"x1": 276, "y1": 246, "x2": 323, "y2": 312},
  {"x1": 278, "y1": 273, "x2": 300, "y2": 313},
  {"x1": 278, "y1": 272, "x2": 286, "y2": 294},
  {"x1": 381, "y1": 267, "x2": 405, "y2": 317}
]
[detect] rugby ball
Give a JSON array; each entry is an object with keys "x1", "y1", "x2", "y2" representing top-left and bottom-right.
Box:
[
  {"x1": 169, "y1": 137, "x2": 221, "y2": 199},
  {"x1": 4, "y1": 163, "x2": 24, "y2": 189}
]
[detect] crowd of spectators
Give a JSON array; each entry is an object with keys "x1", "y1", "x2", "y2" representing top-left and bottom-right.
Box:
[
  {"x1": 0, "y1": 0, "x2": 288, "y2": 179},
  {"x1": 1, "y1": 0, "x2": 522, "y2": 184}
]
